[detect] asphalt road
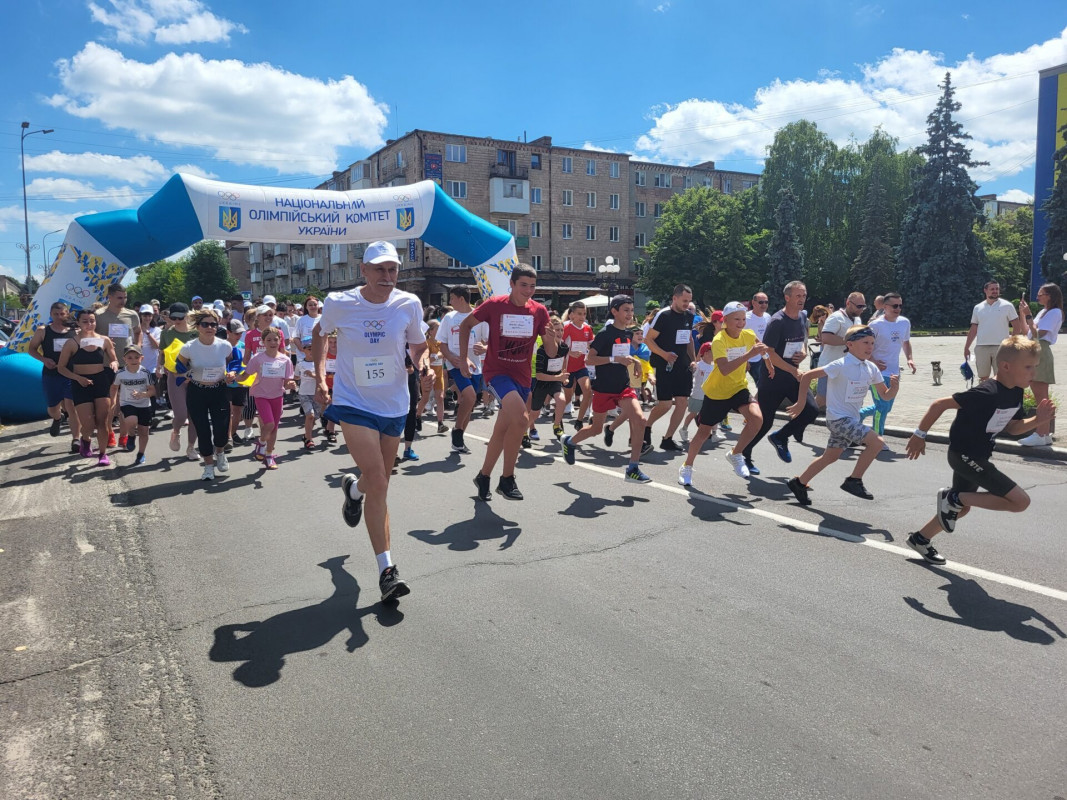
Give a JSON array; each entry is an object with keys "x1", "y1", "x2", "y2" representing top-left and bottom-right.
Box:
[{"x1": 2, "y1": 403, "x2": 1066, "y2": 800}]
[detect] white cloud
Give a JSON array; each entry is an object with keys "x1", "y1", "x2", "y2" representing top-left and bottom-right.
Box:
[
  {"x1": 0, "y1": 206, "x2": 94, "y2": 235},
  {"x1": 48, "y1": 43, "x2": 390, "y2": 174},
  {"x1": 999, "y1": 189, "x2": 1034, "y2": 203},
  {"x1": 25, "y1": 178, "x2": 146, "y2": 207},
  {"x1": 654, "y1": 2, "x2": 671, "y2": 12},
  {"x1": 582, "y1": 141, "x2": 617, "y2": 152},
  {"x1": 634, "y1": 27, "x2": 1067, "y2": 185},
  {"x1": 88, "y1": 0, "x2": 247, "y2": 45},
  {"x1": 24, "y1": 151, "x2": 168, "y2": 185}
]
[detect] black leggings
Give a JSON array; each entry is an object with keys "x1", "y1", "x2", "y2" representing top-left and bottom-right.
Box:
[
  {"x1": 404, "y1": 370, "x2": 421, "y2": 443},
  {"x1": 186, "y1": 383, "x2": 230, "y2": 458},
  {"x1": 742, "y1": 375, "x2": 818, "y2": 462}
]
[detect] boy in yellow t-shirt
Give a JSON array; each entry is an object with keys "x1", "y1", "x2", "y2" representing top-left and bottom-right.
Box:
[{"x1": 679, "y1": 302, "x2": 774, "y2": 487}]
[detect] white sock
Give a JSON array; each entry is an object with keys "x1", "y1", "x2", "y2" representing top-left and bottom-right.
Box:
[
  {"x1": 347, "y1": 478, "x2": 363, "y2": 500},
  {"x1": 376, "y1": 550, "x2": 393, "y2": 575}
]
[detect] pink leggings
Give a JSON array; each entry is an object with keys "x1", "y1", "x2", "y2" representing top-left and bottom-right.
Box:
[{"x1": 254, "y1": 395, "x2": 284, "y2": 428}]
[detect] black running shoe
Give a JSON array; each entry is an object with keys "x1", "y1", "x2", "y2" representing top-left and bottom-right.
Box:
[
  {"x1": 521, "y1": 434, "x2": 532, "y2": 449},
  {"x1": 768, "y1": 431, "x2": 792, "y2": 463},
  {"x1": 745, "y1": 459, "x2": 760, "y2": 476},
  {"x1": 640, "y1": 440, "x2": 654, "y2": 456},
  {"x1": 49, "y1": 418, "x2": 61, "y2": 437},
  {"x1": 603, "y1": 426, "x2": 614, "y2": 448},
  {"x1": 473, "y1": 473, "x2": 492, "y2": 502},
  {"x1": 907, "y1": 533, "x2": 946, "y2": 565},
  {"x1": 496, "y1": 475, "x2": 523, "y2": 500},
  {"x1": 70, "y1": 439, "x2": 81, "y2": 454},
  {"x1": 232, "y1": 433, "x2": 244, "y2": 446},
  {"x1": 340, "y1": 473, "x2": 364, "y2": 528},
  {"x1": 840, "y1": 477, "x2": 874, "y2": 500},
  {"x1": 787, "y1": 477, "x2": 812, "y2": 506},
  {"x1": 562, "y1": 435, "x2": 576, "y2": 465},
  {"x1": 379, "y1": 565, "x2": 411, "y2": 602},
  {"x1": 936, "y1": 487, "x2": 961, "y2": 532},
  {"x1": 572, "y1": 419, "x2": 584, "y2": 431},
  {"x1": 660, "y1": 437, "x2": 681, "y2": 452}
]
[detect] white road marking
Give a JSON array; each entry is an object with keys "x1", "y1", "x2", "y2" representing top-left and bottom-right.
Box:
[{"x1": 466, "y1": 434, "x2": 1067, "y2": 603}]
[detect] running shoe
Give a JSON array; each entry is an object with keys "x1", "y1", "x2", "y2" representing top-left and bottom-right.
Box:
[
  {"x1": 907, "y1": 532, "x2": 946, "y2": 565},
  {"x1": 660, "y1": 437, "x2": 681, "y2": 452},
  {"x1": 437, "y1": 422, "x2": 449, "y2": 434},
  {"x1": 49, "y1": 418, "x2": 62, "y2": 437},
  {"x1": 451, "y1": 442, "x2": 471, "y2": 454},
  {"x1": 118, "y1": 435, "x2": 128, "y2": 449},
  {"x1": 231, "y1": 433, "x2": 245, "y2": 446},
  {"x1": 625, "y1": 465, "x2": 652, "y2": 483},
  {"x1": 725, "y1": 452, "x2": 751, "y2": 478},
  {"x1": 572, "y1": 419, "x2": 584, "y2": 431},
  {"x1": 678, "y1": 464, "x2": 693, "y2": 487},
  {"x1": 473, "y1": 473, "x2": 492, "y2": 502},
  {"x1": 936, "y1": 488, "x2": 962, "y2": 532},
  {"x1": 744, "y1": 459, "x2": 760, "y2": 476},
  {"x1": 529, "y1": 428, "x2": 540, "y2": 441},
  {"x1": 133, "y1": 454, "x2": 146, "y2": 466},
  {"x1": 496, "y1": 475, "x2": 523, "y2": 500},
  {"x1": 125, "y1": 436, "x2": 137, "y2": 453},
  {"x1": 603, "y1": 427, "x2": 614, "y2": 448},
  {"x1": 107, "y1": 430, "x2": 117, "y2": 448},
  {"x1": 840, "y1": 477, "x2": 873, "y2": 500},
  {"x1": 679, "y1": 428, "x2": 689, "y2": 445},
  {"x1": 767, "y1": 431, "x2": 792, "y2": 463},
  {"x1": 340, "y1": 473, "x2": 364, "y2": 527},
  {"x1": 521, "y1": 434, "x2": 532, "y2": 449},
  {"x1": 70, "y1": 440, "x2": 81, "y2": 454},
  {"x1": 186, "y1": 445, "x2": 198, "y2": 461},
  {"x1": 216, "y1": 452, "x2": 230, "y2": 473},
  {"x1": 881, "y1": 442, "x2": 891, "y2": 453},
  {"x1": 403, "y1": 448, "x2": 419, "y2": 461},
  {"x1": 787, "y1": 477, "x2": 812, "y2": 506},
  {"x1": 562, "y1": 435, "x2": 577, "y2": 465},
  {"x1": 640, "y1": 440, "x2": 654, "y2": 456},
  {"x1": 482, "y1": 405, "x2": 495, "y2": 417},
  {"x1": 552, "y1": 424, "x2": 564, "y2": 439},
  {"x1": 200, "y1": 464, "x2": 215, "y2": 481},
  {"x1": 711, "y1": 429, "x2": 727, "y2": 443},
  {"x1": 223, "y1": 440, "x2": 233, "y2": 454},
  {"x1": 414, "y1": 416, "x2": 422, "y2": 432},
  {"x1": 169, "y1": 432, "x2": 181, "y2": 452},
  {"x1": 720, "y1": 421, "x2": 733, "y2": 432},
  {"x1": 265, "y1": 455, "x2": 278, "y2": 470},
  {"x1": 379, "y1": 565, "x2": 411, "y2": 602},
  {"x1": 79, "y1": 439, "x2": 93, "y2": 458},
  {"x1": 97, "y1": 454, "x2": 111, "y2": 467}
]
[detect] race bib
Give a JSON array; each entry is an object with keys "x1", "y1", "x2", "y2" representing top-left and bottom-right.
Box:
[
  {"x1": 108, "y1": 323, "x2": 130, "y2": 339},
  {"x1": 783, "y1": 341, "x2": 804, "y2": 359},
  {"x1": 846, "y1": 380, "x2": 869, "y2": 403},
  {"x1": 675, "y1": 329, "x2": 692, "y2": 345},
  {"x1": 52, "y1": 338, "x2": 69, "y2": 352},
  {"x1": 547, "y1": 357, "x2": 564, "y2": 372},
  {"x1": 726, "y1": 346, "x2": 748, "y2": 361},
  {"x1": 570, "y1": 341, "x2": 589, "y2": 355},
  {"x1": 501, "y1": 314, "x2": 534, "y2": 338},
  {"x1": 263, "y1": 360, "x2": 285, "y2": 377},
  {"x1": 325, "y1": 358, "x2": 337, "y2": 374},
  {"x1": 611, "y1": 343, "x2": 630, "y2": 361},
  {"x1": 80, "y1": 337, "x2": 103, "y2": 348},
  {"x1": 120, "y1": 382, "x2": 142, "y2": 403},
  {"x1": 353, "y1": 356, "x2": 395, "y2": 387},
  {"x1": 985, "y1": 406, "x2": 1019, "y2": 434},
  {"x1": 201, "y1": 367, "x2": 224, "y2": 382}
]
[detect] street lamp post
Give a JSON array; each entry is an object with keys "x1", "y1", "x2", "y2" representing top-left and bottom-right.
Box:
[
  {"x1": 597, "y1": 256, "x2": 621, "y2": 297},
  {"x1": 40, "y1": 228, "x2": 63, "y2": 280},
  {"x1": 20, "y1": 121, "x2": 54, "y2": 297}
]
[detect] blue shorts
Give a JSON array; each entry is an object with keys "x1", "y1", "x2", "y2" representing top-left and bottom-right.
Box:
[
  {"x1": 487, "y1": 374, "x2": 531, "y2": 404},
  {"x1": 448, "y1": 367, "x2": 485, "y2": 395},
  {"x1": 42, "y1": 373, "x2": 73, "y2": 407},
  {"x1": 323, "y1": 404, "x2": 406, "y2": 438},
  {"x1": 563, "y1": 367, "x2": 589, "y2": 389}
]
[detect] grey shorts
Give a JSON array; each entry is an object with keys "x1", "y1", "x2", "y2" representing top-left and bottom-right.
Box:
[
  {"x1": 826, "y1": 416, "x2": 873, "y2": 449},
  {"x1": 687, "y1": 396, "x2": 703, "y2": 414},
  {"x1": 299, "y1": 394, "x2": 323, "y2": 418},
  {"x1": 974, "y1": 344, "x2": 1000, "y2": 378}
]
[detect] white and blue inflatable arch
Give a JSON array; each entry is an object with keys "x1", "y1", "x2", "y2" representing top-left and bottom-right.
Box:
[{"x1": 0, "y1": 175, "x2": 518, "y2": 420}]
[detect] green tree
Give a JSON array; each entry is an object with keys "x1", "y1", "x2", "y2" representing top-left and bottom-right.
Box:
[
  {"x1": 976, "y1": 206, "x2": 1033, "y2": 298},
  {"x1": 185, "y1": 241, "x2": 237, "y2": 301},
  {"x1": 896, "y1": 73, "x2": 990, "y2": 328},
  {"x1": 850, "y1": 171, "x2": 896, "y2": 300},
  {"x1": 763, "y1": 187, "x2": 804, "y2": 307},
  {"x1": 126, "y1": 258, "x2": 188, "y2": 306},
  {"x1": 3, "y1": 293, "x2": 24, "y2": 310},
  {"x1": 1040, "y1": 118, "x2": 1067, "y2": 287}
]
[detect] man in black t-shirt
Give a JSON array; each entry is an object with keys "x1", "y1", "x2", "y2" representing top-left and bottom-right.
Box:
[
  {"x1": 904, "y1": 336, "x2": 1052, "y2": 565},
  {"x1": 562, "y1": 296, "x2": 651, "y2": 483},
  {"x1": 643, "y1": 284, "x2": 697, "y2": 452}
]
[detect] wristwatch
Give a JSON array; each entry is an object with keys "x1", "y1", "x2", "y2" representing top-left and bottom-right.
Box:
[{"x1": 912, "y1": 429, "x2": 928, "y2": 439}]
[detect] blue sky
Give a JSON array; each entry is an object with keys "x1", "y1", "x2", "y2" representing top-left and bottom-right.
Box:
[{"x1": 2, "y1": 0, "x2": 1066, "y2": 283}]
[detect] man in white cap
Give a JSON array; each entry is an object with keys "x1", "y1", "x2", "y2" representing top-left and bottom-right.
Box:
[
  {"x1": 314, "y1": 241, "x2": 425, "y2": 603},
  {"x1": 262, "y1": 294, "x2": 286, "y2": 332},
  {"x1": 190, "y1": 295, "x2": 204, "y2": 311}
]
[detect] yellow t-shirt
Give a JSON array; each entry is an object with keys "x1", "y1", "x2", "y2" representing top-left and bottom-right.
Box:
[{"x1": 703, "y1": 328, "x2": 757, "y2": 400}]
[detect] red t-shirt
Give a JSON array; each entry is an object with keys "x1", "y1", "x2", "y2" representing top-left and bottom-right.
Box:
[
  {"x1": 471, "y1": 295, "x2": 551, "y2": 386},
  {"x1": 563, "y1": 321, "x2": 595, "y2": 371},
  {"x1": 242, "y1": 326, "x2": 287, "y2": 364}
]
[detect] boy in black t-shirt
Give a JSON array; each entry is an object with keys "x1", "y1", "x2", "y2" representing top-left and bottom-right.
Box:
[
  {"x1": 904, "y1": 336, "x2": 1053, "y2": 565},
  {"x1": 529, "y1": 315, "x2": 570, "y2": 440},
  {"x1": 562, "y1": 296, "x2": 651, "y2": 482}
]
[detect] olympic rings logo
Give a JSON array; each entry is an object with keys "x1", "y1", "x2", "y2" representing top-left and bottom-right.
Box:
[
  {"x1": 66, "y1": 283, "x2": 91, "y2": 299},
  {"x1": 392, "y1": 194, "x2": 411, "y2": 202},
  {"x1": 217, "y1": 191, "x2": 241, "y2": 202},
  {"x1": 363, "y1": 320, "x2": 385, "y2": 330}
]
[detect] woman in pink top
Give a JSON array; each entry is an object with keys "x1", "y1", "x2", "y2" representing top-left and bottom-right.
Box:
[{"x1": 240, "y1": 327, "x2": 295, "y2": 469}]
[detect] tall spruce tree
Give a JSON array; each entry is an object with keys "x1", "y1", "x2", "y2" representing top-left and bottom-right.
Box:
[
  {"x1": 763, "y1": 187, "x2": 804, "y2": 308},
  {"x1": 896, "y1": 73, "x2": 990, "y2": 327},
  {"x1": 851, "y1": 171, "x2": 895, "y2": 300},
  {"x1": 1039, "y1": 118, "x2": 1067, "y2": 288}
]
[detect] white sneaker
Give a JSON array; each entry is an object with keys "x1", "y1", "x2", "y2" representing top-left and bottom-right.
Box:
[
  {"x1": 187, "y1": 445, "x2": 199, "y2": 461},
  {"x1": 1017, "y1": 432, "x2": 1052, "y2": 447},
  {"x1": 725, "y1": 452, "x2": 750, "y2": 478},
  {"x1": 678, "y1": 464, "x2": 693, "y2": 487},
  {"x1": 679, "y1": 427, "x2": 689, "y2": 445},
  {"x1": 711, "y1": 429, "x2": 726, "y2": 443},
  {"x1": 216, "y1": 452, "x2": 229, "y2": 473},
  {"x1": 169, "y1": 431, "x2": 180, "y2": 452},
  {"x1": 881, "y1": 442, "x2": 891, "y2": 452},
  {"x1": 200, "y1": 464, "x2": 215, "y2": 481}
]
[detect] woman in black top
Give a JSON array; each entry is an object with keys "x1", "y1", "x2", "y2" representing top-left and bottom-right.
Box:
[{"x1": 57, "y1": 308, "x2": 119, "y2": 464}]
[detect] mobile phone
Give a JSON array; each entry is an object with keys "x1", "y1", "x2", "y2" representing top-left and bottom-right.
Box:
[{"x1": 1022, "y1": 288, "x2": 1029, "y2": 303}]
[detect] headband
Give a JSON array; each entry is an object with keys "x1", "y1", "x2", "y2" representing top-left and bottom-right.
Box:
[{"x1": 846, "y1": 327, "x2": 875, "y2": 342}]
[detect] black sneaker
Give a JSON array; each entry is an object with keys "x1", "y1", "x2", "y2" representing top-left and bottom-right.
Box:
[
  {"x1": 640, "y1": 440, "x2": 654, "y2": 456},
  {"x1": 787, "y1": 477, "x2": 812, "y2": 506},
  {"x1": 414, "y1": 416, "x2": 423, "y2": 432},
  {"x1": 223, "y1": 440, "x2": 233, "y2": 454},
  {"x1": 473, "y1": 473, "x2": 492, "y2": 502},
  {"x1": 232, "y1": 433, "x2": 244, "y2": 446},
  {"x1": 841, "y1": 477, "x2": 874, "y2": 500},
  {"x1": 572, "y1": 419, "x2": 584, "y2": 431},
  {"x1": 660, "y1": 437, "x2": 681, "y2": 452},
  {"x1": 49, "y1": 418, "x2": 62, "y2": 437},
  {"x1": 745, "y1": 459, "x2": 760, "y2": 476},
  {"x1": 562, "y1": 435, "x2": 577, "y2": 465},
  {"x1": 496, "y1": 475, "x2": 523, "y2": 500},
  {"x1": 70, "y1": 439, "x2": 81, "y2": 454},
  {"x1": 907, "y1": 533, "x2": 946, "y2": 565},
  {"x1": 936, "y1": 488, "x2": 962, "y2": 532},
  {"x1": 767, "y1": 431, "x2": 792, "y2": 463},
  {"x1": 603, "y1": 426, "x2": 614, "y2": 448},
  {"x1": 521, "y1": 434, "x2": 532, "y2": 449},
  {"x1": 340, "y1": 473, "x2": 364, "y2": 528},
  {"x1": 379, "y1": 565, "x2": 411, "y2": 602}
]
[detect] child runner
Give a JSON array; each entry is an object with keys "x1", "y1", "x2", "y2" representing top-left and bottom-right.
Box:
[
  {"x1": 903, "y1": 335, "x2": 1053, "y2": 565},
  {"x1": 784, "y1": 325, "x2": 899, "y2": 506},
  {"x1": 416, "y1": 319, "x2": 448, "y2": 434},
  {"x1": 530, "y1": 315, "x2": 570, "y2": 440},
  {"x1": 224, "y1": 319, "x2": 249, "y2": 448},
  {"x1": 561, "y1": 295, "x2": 651, "y2": 483},
  {"x1": 604, "y1": 325, "x2": 654, "y2": 450},
  {"x1": 562, "y1": 301, "x2": 596, "y2": 427},
  {"x1": 680, "y1": 342, "x2": 724, "y2": 447},
  {"x1": 439, "y1": 286, "x2": 488, "y2": 455},
  {"x1": 115, "y1": 345, "x2": 156, "y2": 465},
  {"x1": 678, "y1": 302, "x2": 772, "y2": 487},
  {"x1": 241, "y1": 327, "x2": 296, "y2": 470},
  {"x1": 296, "y1": 335, "x2": 323, "y2": 449}
]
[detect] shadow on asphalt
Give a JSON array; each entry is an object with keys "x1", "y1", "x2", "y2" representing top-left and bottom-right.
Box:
[
  {"x1": 553, "y1": 481, "x2": 650, "y2": 519},
  {"x1": 408, "y1": 501, "x2": 522, "y2": 551},
  {"x1": 209, "y1": 555, "x2": 403, "y2": 688},
  {"x1": 903, "y1": 563, "x2": 1067, "y2": 645}
]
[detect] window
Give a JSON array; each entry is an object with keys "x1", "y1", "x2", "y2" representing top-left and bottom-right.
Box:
[
  {"x1": 447, "y1": 256, "x2": 467, "y2": 269},
  {"x1": 635, "y1": 170, "x2": 646, "y2": 186},
  {"x1": 531, "y1": 187, "x2": 542, "y2": 204},
  {"x1": 504, "y1": 181, "x2": 524, "y2": 199},
  {"x1": 586, "y1": 257, "x2": 596, "y2": 273},
  {"x1": 586, "y1": 192, "x2": 596, "y2": 208},
  {"x1": 562, "y1": 156, "x2": 573, "y2": 173},
  {"x1": 396, "y1": 151, "x2": 405, "y2": 168},
  {"x1": 531, "y1": 255, "x2": 543, "y2": 270},
  {"x1": 723, "y1": 179, "x2": 733, "y2": 194},
  {"x1": 562, "y1": 224, "x2": 573, "y2": 239},
  {"x1": 586, "y1": 225, "x2": 596, "y2": 241},
  {"x1": 635, "y1": 202, "x2": 646, "y2": 217},
  {"x1": 445, "y1": 144, "x2": 466, "y2": 163},
  {"x1": 562, "y1": 256, "x2": 573, "y2": 272},
  {"x1": 684, "y1": 175, "x2": 693, "y2": 189},
  {"x1": 586, "y1": 159, "x2": 596, "y2": 176},
  {"x1": 530, "y1": 221, "x2": 542, "y2": 238},
  {"x1": 446, "y1": 180, "x2": 467, "y2": 199},
  {"x1": 610, "y1": 193, "x2": 619, "y2": 210},
  {"x1": 654, "y1": 203, "x2": 663, "y2": 218},
  {"x1": 562, "y1": 189, "x2": 573, "y2": 206},
  {"x1": 609, "y1": 226, "x2": 620, "y2": 242},
  {"x1": 352, "y1": 164, "x2": 365, "y2": 181},
  {"x1": 531, "y1": 153, "x2": 542, "y2": 170},
  {"x1": 703, "y1": 177, "x2": 713, "y2": 187},
  {"x1": 610, "y1": 162, "x2": 620, "y2": 179},
  {"x1": 634, "y1": 233, "x2": 646, "y2": 247},
  {"x1": 742, "y1": 180, "x2": 756, "y2": 190},
  {"x1": 498, "y1": 219, "x2": 517, "y2": 235},
  {"x1": 654, "y1": 172, "x2": 670, "y2": 188}
]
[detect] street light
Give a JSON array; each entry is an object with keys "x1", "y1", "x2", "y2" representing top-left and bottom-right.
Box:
[
  {"x1": 40, "y1": 228, "x2": 63, "y2": 279},
  {"x1": 21, "y1": 121, "x2": 54, "y2": 296},
  {"x1": 597, "y1": 255, "x2": 621, "y2": 296}
]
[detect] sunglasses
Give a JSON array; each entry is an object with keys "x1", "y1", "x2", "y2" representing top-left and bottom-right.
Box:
[
  {"x1": 852, "y1": 303, "x2": 867, "y2": 309},
  {"x1": 755, "y1": 300, "x2": 768, "y2": 304},
  {"x1": 887, "y1": 304, "x2": 902, "y2": 309},
  {"x1": 199, "y1": 321, "x2": 218, "y2": 328}
]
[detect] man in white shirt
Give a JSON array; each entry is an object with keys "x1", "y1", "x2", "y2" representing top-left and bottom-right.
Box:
[
  {"x1": 815, "y1": 292, "x2": 866, "y2": 406},
  {"x1": 964, "y1": 281, "x2": 1025, "y2": 380},
  {"x1": 860, "y1": 292, "x2": 915, "y2": 442},
  {"x1": 438, "y1": 286, "x2": 488, "y2": 455},
  {"x1": 744, "y1": 292, "x2": 771, "y2": 386}
]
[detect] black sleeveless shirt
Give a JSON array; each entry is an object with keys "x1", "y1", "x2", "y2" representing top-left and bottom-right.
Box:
[{"x1": 41, "y1": 325, "x2": 73, "y2": 377}]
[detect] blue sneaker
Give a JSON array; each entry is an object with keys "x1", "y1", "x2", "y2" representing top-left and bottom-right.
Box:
[
  {"x1": 625, "y1": 465, "x2": 652, "y2": 483},
  {"x1": 134, "y1": 453, "x2": 146, "y2": 466},
  {"x1": 125, "y1": 436, "x2": 137, "y2": 452},
  {"x1": 529, "y1": 428, "x2": 540, "y2": 441},
  {"x1": 767, "y1": 431, "x2": 792, "y2": 463},
  {"x1": 403, "y1": 448, "x2": 419, "y2": 461},
  {"x1": 745, "y1": 459, "x2": 760, "y2": 476},
  {"x1": 562, "y1": 435, "x2": 576, "y2": 465}
]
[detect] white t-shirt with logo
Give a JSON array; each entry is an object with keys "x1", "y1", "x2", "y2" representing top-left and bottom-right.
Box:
[
  {"x1": 116, "y1": 366, "x2": 153, "y2": 408},
  {"x1": 140, "y1": 326, "x2": 162, "y2": 373},
  {"x1": 440, "y1": 309, "x2": 489, "y2": 374},
  {"x1": 178, "y1": 338, "x2": 233, "y2": 384},
  {"x1": 318, "y1": 287, "x2": 426, "y2": 418},
  {"x1": 971, "y1": 299, "x2": 1019, "y2": 346},
  {"x1": 745, "y1": 311, "x2": 770, "y2": 363},
  {"x1": 690, "y1": 359, "x2": 715, "y2": 400},
  {"x1": 296, "y1": 313, "x2": 321, "y2": 346},
  {"x1": 820, "y1": 310, "x2": 862, "y2": 365},
  {"x1": 820, "y1": 354, "x2": 884, "y2": 421},
  {"x1": 869, "y1": 317, "x2": 911, "y2": 377}
]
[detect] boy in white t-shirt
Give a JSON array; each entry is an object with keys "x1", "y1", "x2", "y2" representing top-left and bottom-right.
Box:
[
  {"x1": 784, "y1": 326, "x2": 899, "y2": 506},
  {"x1": 296, "y1": 335, "x2": 324, "y2": 450},
  {"x1": 116, "y1": 346, "x2": 157, "y2": 465}
]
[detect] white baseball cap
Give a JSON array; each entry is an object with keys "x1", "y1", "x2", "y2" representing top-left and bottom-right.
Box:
[
  {"x1": 262, "y1": 294, "x2": 277, "y2": 305},
  {"x1": 722, "y1": 301, "x2": 747, "y2": 316},
  {"x1": 138, "y1": 304, "x2": 154, "y2": 314},
  {"x1": 363, "y1": 241, "x2": 400, "y2": 265}
]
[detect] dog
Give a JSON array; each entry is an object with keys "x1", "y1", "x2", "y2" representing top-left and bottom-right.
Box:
[{"x1": 931, "y1": 361, "x2": 943, "y2": 386}]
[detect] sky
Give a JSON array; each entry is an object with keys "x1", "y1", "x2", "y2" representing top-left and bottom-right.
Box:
[{"x1": 2, "y1": 0, "x2": 1066, "y2": 285}]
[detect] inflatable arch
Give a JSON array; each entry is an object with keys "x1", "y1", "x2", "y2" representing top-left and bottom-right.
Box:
[{"x1": 0, "y1": 175, "x2": 519, "y2": 420}]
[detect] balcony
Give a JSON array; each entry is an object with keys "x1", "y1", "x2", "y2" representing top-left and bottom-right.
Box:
[
  {"x1": 275, "y1": 263, "x2": 289, "y2": 277},
  {"x1": 330, "y1": 244, "x2": 347, "y2": 264},
  {"x1": 306, "y1": 257, "x2": 324, "y2": 271},
  {"x1": 249, "y1": 243, "x2": 263, "y2": 264},
  {"x1": 249, "y1": 269, "x2": 262, "y2": 283},
  {"x1": 489, "y1": 177, "x2": 530, "y2": 215},
  {"x1": 490, "y1": 164, "x2": 529, "y2": 180},
  {"x1": 380, "y1": 164, "x2": 407, "y2": 184},
  {"x1": 515, "y1": 236, "x2": 530, "y2": 250},
  {"x1": 273, "y1": 243, "x2": 289, "y2": 257}
]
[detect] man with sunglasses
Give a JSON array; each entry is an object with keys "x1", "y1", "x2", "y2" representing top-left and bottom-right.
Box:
[
  {"x1": 745, "y1": 292, "x2": 771, "y2": 387},
  {"x1": 816, "y1": 292, "x2": 867, "y2": 404},
  {"x1": 861, "y1": 291, "x2": 915, "y2": 442}
]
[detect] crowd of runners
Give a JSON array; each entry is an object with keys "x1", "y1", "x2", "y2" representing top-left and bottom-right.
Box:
[{"x1": 26, "y1": 241, "x2": 1061, "y2": 601}]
